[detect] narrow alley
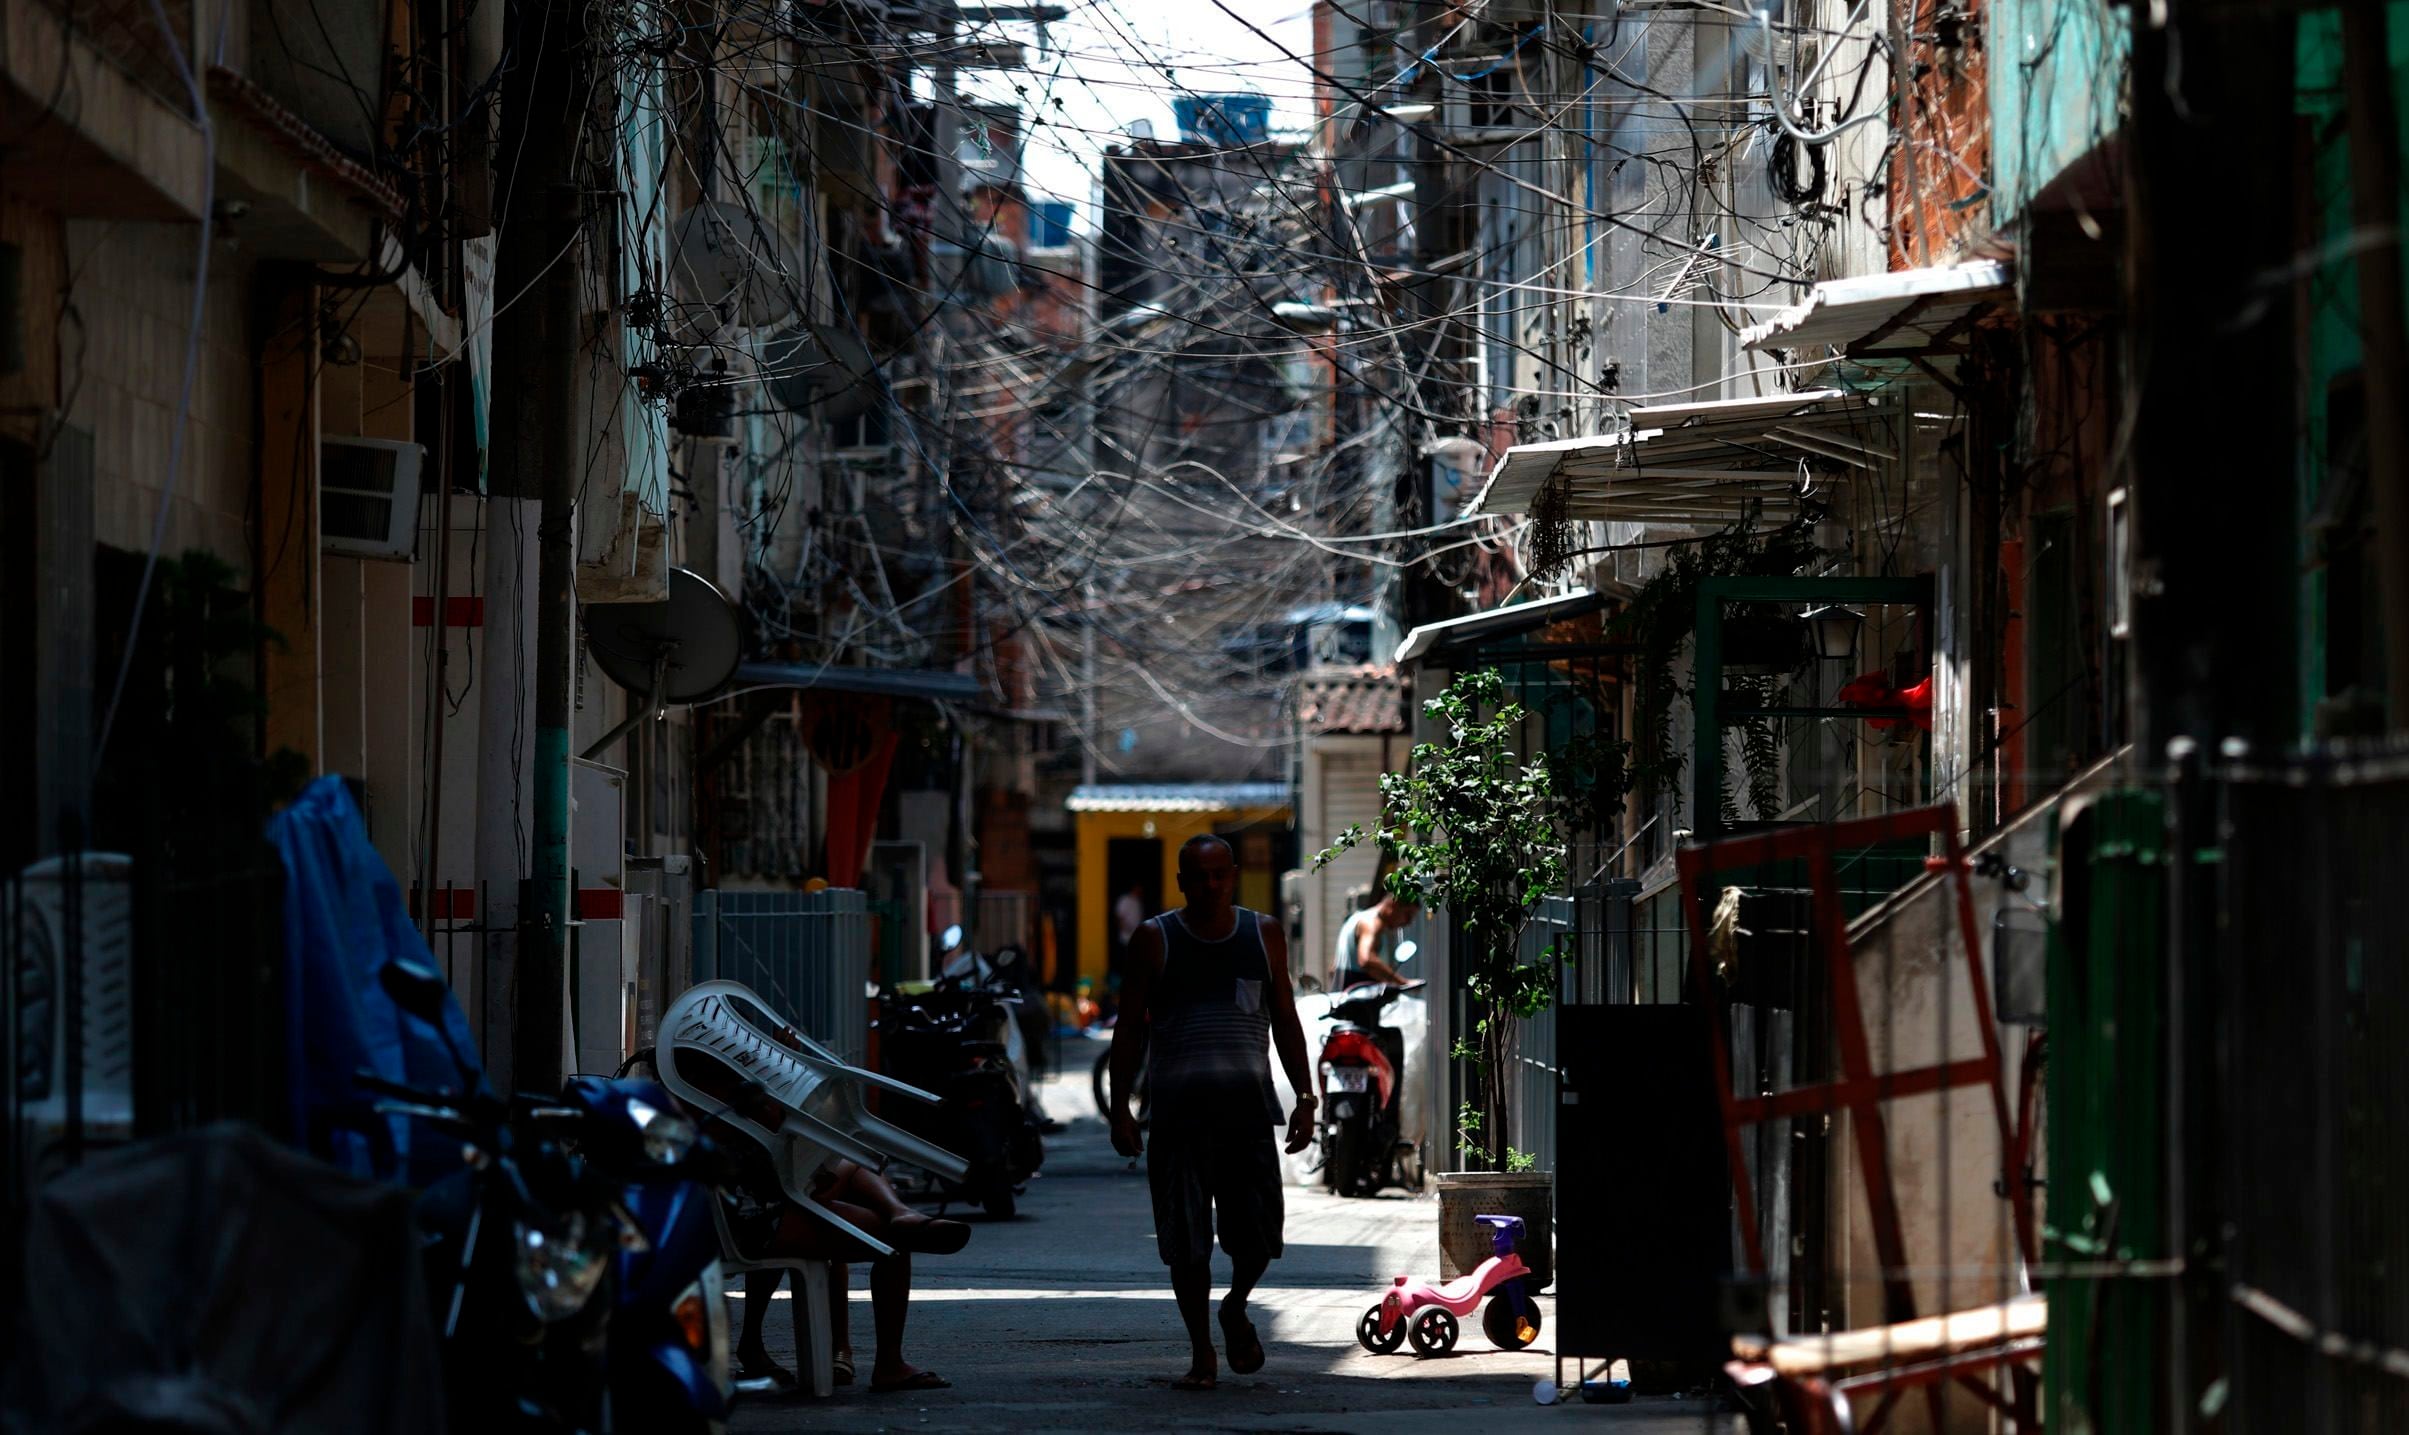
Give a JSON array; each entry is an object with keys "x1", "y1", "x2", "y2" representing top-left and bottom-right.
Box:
[
  {"x1": 9, "y1": 0, "x2": 2408, "y2": 1429},
  {"x1": 727, "y1": 1064, "x2": 1728, "y2": 1435}
]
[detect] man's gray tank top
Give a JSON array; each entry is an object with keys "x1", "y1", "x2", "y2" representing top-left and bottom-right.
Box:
[{"x1": 1146, "y1": 907, "x2": 1283, "y2": 1128}]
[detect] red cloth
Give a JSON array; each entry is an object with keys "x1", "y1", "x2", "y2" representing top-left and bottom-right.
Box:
[
  {"x1": 822, "y1": 730, "x2": 899, "y2": 888},
  {"x1": 1838, "y1": 671, "x2": 1934, "y2": 733}
]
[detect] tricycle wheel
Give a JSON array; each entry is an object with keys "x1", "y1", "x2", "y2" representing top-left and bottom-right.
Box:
[
  {"x1": 1356, "y1": 1303, "x2": 1405, "y2": 1354},
  {"x1": 1484, "y1": 1292, "x2": 1542, "y2": 1349},
  {"x1": 1408, "y1": 1306, "x2": 1459, "y2": 1357}
]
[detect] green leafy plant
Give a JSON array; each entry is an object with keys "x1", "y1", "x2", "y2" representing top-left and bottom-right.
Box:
[{"x1": 1316, "y1": 668, "x2": 1568, "y2": 1171}]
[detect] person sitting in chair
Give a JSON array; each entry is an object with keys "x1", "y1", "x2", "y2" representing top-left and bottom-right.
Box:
[{"x1": 661, "y1": 1050, "x2": 972, "y2": 1396}]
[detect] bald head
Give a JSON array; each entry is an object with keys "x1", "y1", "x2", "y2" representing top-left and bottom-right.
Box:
[
  {"x1": 1177, "y1": 833, "x2": 1234, "y2": 876},
  {"x1": 1174, "y1": 833, "x2": 1239, "y2": 920}
]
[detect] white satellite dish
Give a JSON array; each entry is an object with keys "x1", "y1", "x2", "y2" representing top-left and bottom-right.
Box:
[
  {"x1": 670, "y1": 201, "x2": 804, "y2": 330},
  {"x1": 762, "y1": 321, "x2": 881, "y2": 422}
]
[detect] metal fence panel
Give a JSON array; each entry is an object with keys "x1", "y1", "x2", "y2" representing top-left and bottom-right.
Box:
[
  {"x1": 2217, "y1": 764, "x2": 2409, "y2": 1434},
  {"x1": 693, "y1": 887, "x2": 872, "y2": 1063}
]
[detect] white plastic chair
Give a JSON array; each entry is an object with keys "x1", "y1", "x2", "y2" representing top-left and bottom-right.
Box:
[
  {"x1": 712, "y1": 1200, "x2": 837, "y2": 1398},
  {"x1": 659, "y1": 979, "x2": 969, "y2": 1256}
]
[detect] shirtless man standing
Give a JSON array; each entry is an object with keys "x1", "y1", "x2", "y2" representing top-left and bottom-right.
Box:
[
  {"x1": 1330, "y1": 892, "x2": 1420, "y2": 991},
  {"x1": 1107, "y1": 834, "x2": 1317, "y2": 1390}
]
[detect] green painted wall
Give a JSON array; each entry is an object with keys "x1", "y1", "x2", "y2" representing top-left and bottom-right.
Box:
[
  {"x1": 1988, "y1": 0, "x2": 2128, "y2": 222},
  {"x1": 2293, "y1": 5, "x2": 2409, "y2": 734}
]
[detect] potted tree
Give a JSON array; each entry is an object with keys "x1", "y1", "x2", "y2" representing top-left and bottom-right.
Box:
[{"x1": 1316, "y1": 668, "x2": 1567, "y2": 1285}]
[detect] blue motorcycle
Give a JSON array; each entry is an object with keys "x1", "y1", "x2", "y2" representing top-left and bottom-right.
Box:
[{"x1": 561, "y1": 1074, "x2": 734, "y2": 1433}]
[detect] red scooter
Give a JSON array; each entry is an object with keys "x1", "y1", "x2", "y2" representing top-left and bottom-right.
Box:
[
  {"x1": 1317, "y1": 976, "x2": 1426, "y2": 1195},
  {"x1": 1356, "y1": 1213, "x2": 1543, "y2": 1356}
]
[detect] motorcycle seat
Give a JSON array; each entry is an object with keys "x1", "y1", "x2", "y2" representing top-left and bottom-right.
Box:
[{"x1": 659, "y1": 981, "x2": 971, "y2": 1256}]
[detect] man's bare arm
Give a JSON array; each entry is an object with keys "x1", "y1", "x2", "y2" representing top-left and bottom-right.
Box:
[
  {"x1": 1109, "y1": 921, "x2": 1162, "y2": 1118},
  {"x1": 1262, "y1": 916, "x2": 1318, "y2": 1154},
  {"x1": 1261, "y1": 916, "x2": 1313, "y2": 1097},
  {"x1": 1354, "y1": 921, "x2": 1402, "y2": 986}
]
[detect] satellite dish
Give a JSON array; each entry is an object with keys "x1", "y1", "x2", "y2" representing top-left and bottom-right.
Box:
[
  {"x1": 762, "y1": 321, "x2": 880, "y2": 422},
  {"x1": 670, "y1": 202, "x2": 803, "y2": 331},
  {"x1": 579, "y1": 568, "x2": 743, "y2": 759}
]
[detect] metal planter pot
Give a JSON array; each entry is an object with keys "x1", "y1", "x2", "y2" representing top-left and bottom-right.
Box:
[{"x1": 1436, "y1": 1169, "x2": 1553, "y2": 1291}]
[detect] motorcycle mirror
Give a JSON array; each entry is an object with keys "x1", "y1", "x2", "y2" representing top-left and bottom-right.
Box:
[
  {"x1": 1296, "y1": 972, "x2": 1324, "y2": 995},
  {"x1": 1394, "y1": 940, "x2": 1419, "y2": 964},
  {"x1": 940, "y1": 923, "x2": 965, "y2": 953},
  {"x1": 379, "y1": 958, "x2": 452, "y2": 1020}
]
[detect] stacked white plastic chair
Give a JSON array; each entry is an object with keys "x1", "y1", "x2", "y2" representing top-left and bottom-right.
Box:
[
  {"x1": 660, "y1": 980, "x2": 969, "y2": 1399},
  {"x1": 659, "y1": 979, "x2": 968, "y2": 1255}
]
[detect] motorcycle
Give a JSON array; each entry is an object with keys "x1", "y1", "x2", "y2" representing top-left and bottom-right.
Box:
[
  {"x1": 1318, "y1": 942, "x2": 1428, "y2": 1197},
  {"x1": 878, "y1": 933, "x2": 1044, "y2": 1218},
  {"x1": 365, "y1": 960, "x2": 621, "y2": 1432},
  {"x1": 372, "y1": 961, "x2": 736, "y2": 1433},
  {"x1": 563, "y1": 1072, "x2": 737, "y2": 1433}
]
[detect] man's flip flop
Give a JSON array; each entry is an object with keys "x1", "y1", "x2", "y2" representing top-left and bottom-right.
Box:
[
  {"x1": 1220, "y1": 1307, "x2": 1266, "y2": 1376},
  {"x1": 869, "y1": 1370, "x2": 952, "y2": 1395},
  {"x1": 1171, "y1": 1372, "x2": 1217, "y2": 1392}
]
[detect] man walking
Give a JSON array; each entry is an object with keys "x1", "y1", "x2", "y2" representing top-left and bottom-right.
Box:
[{"x1": 1107, "y1": 834, "x2": 1316, "y2": 1390}]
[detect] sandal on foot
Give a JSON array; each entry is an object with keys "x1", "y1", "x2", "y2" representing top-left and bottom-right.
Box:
[
  {"x1": 1220, "y1": 1306, "x2": 1266, "y2": 1376},
  {"x1": 1171, "y1": 1372, "x2": 1218, "y2": 1392},
  {"x1": 831, "y1": 1353, "x2": 855, "y2": 1388},
  {"x1": 869, "y1": 1369, "x2": 952, "y2": 1395},
  {"x1": 737, "y1": 1356, "x2": 798, "y2": 1390},
  {"x1": 891, "y1": 1212, "x2": 973, "y2": 1256}
]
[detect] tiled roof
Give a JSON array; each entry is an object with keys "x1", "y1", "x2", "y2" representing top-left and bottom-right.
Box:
[
  {"x1": 1066, "y1": 782, "x2": 1291, "y2": 814},
  {"x1": 1298, "y1": 665, "x2": 1406, "y2": 735}
]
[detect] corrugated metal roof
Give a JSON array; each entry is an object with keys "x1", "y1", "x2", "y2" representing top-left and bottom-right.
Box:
[
  {"x1": 1465, "y1": 390, "x2": 1890, "y2": 527},
  {"x1": 1739, "y1": 261, "x2": 2011, "y2": 358},
  {"x1": 734, "y1": 661, "x2": 985, "y2": 703},
  {"x1": 1066, "y1": 782, "x2": 1291, "y2": 814}
]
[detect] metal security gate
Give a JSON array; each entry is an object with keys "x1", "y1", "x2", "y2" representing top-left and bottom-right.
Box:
[
  {"x1": 2207, "y1": 758, "x2": 2409, "y2": 1434},
  {"x1": 1507, "y1": 880, "x2": 1641, "y2": 1176},
  {"x1": 694, "y1": 887, "x2": 872, "y2": 1063}
]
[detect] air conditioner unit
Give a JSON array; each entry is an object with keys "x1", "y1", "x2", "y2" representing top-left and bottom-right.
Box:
[
  {"x1": 321, "y1": 436, "x2": 426, "y2": 560},
  {"x1": 6, "y1": 854, "x2": 136, "y2": 1140}
]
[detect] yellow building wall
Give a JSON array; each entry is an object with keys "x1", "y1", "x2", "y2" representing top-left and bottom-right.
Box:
[{"x1": 1073, "y1": 805, "x2": 1290, "y2": 987}]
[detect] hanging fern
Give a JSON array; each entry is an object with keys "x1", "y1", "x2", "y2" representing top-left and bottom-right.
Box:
[
  {"x1": 1527, "y1": 476, "x2": 1575, "y2": 582},
  {"x1": 1605, "y1": 505, "x2": 1822, "y2": 815}
]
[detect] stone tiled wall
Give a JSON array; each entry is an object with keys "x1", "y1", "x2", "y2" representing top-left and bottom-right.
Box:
[{"x1": 64, "y1": 220, "x2": 258, "y2": 578}]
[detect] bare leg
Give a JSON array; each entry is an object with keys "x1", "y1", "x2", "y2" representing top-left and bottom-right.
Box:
[
  {"x1": 1223, "y1": 1252, "x2": 1268, "y2": 1316},
  {"x1": 737, "y1": 1269, "x2": 792, "y2": 1382},
  {"x1": 866, "y1": 1252, "x2": 923, "y2": 1387},
  {"x1": 828, "y1": 1262, "x2": 853, "y2": 1381},
  {"x1": 1220, "y1": 1253, "x2": 1269, "y2": 1374},
  {"x1": 1170, "y1": 1259, "x2": 1218, "y2": 1388}
]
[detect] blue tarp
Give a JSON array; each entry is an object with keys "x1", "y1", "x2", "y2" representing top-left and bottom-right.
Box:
[{"x1": 268, "y1": 775, "x2": 483, "y2": 1180}]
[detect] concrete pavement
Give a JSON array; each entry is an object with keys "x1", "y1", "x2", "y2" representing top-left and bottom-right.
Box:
[{"x1": 727, "y1": 1054, "x2": 1739, "y2": 1434}]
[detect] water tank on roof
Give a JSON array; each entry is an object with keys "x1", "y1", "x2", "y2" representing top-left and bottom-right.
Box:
[
  {"x1": 1034, "y1": 200, "x2": 1075, "y2": 249},
  {"x1": 1173, "y1": 93, "x2": 1272, "y2": 147}
]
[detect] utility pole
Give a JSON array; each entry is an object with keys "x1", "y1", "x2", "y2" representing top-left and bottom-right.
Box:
[{"x1": 489, "y1": 0, "x2": 591, "y2": 1092}]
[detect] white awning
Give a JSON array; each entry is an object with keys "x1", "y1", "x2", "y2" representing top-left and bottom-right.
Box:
[
  {"x1": 1394, "y1": 586, "x2": 1623, "y2": 665},
  {"x1": 1065, "y1": 783, "x2": 1290, "y2": 814},
  {"x1": 1740, "y1": 261, "x2": 2011, "y2": 358},
  {"x1": 1465, "y1": 390, "x2": 1890, "y2": 526}
]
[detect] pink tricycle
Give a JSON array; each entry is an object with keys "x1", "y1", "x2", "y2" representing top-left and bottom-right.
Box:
[{"x1": 1356, "y1": 1214, "x2": 1542, "y2": 1357}]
